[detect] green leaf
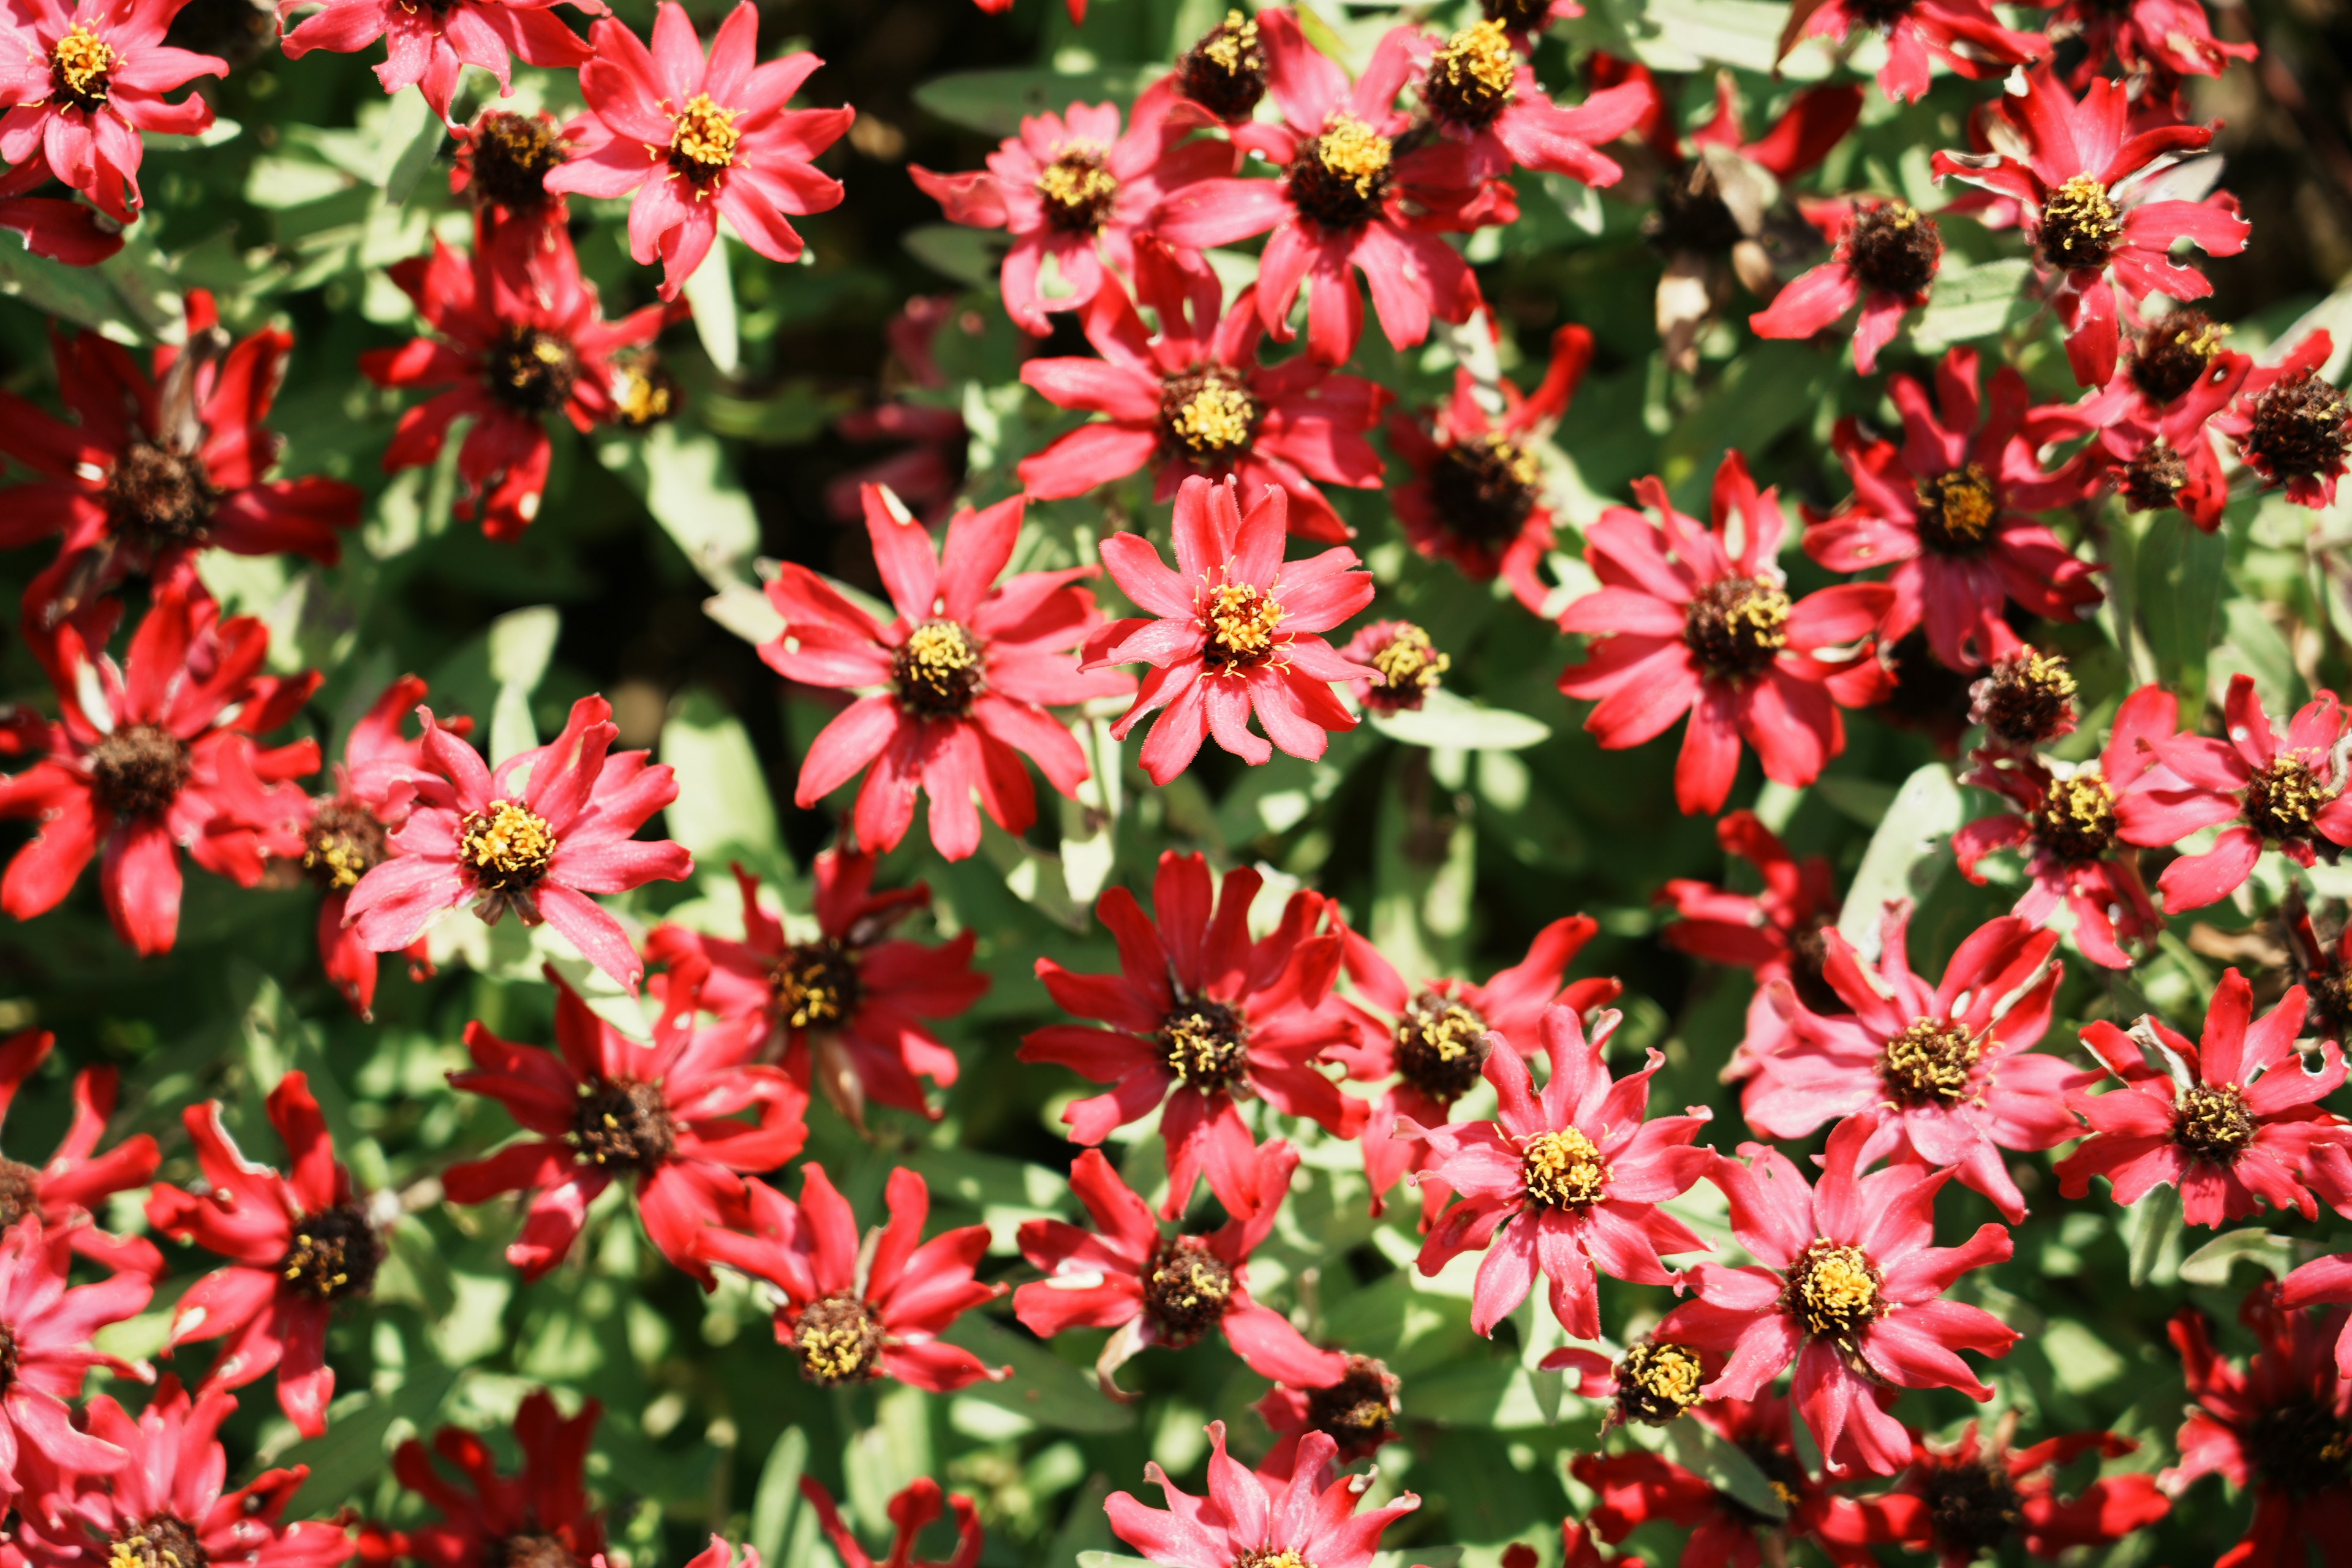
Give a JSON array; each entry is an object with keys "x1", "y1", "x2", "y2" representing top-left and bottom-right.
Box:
[
  {"x1": 749, "y1": 1427, "x2": 810, "y2": 1568},
  {"x1": 2179, "y1": 1228, "x2": 2298, "y2": 1286},
  {"x1": 488, "y1": 605, "x2": 560, "y2": 765},
  {"x1": 640, "y1": 424, "x2": 763, "y2": 587},
  {"x1": 1911, "y1": 258, "x2": 2036, "y2": 351},
  {"x1": 377, "y1": 87, "x2": 443, "y2": 203},
  {"x1": 2127, "y1": 1182, "x2": 2182, "y2": 1289},
  {"x1": 1369, "y1": 690, "x2": 1553, "y2": 751},
  {"x1": 279, "y1": 1358, "x2": 461, "y2": 1512},
  {"x1": 0, "y1": 242, "x2": 144, "y2": 340},
  {"x1": 913, "y1": 67, "x2": 1154, "y2": 136},
  {"x1": 940, "y1": 1314, "x2": 1135, "y2": 1433},
  {"x1": 683, "y1": 235, "x2": 740, "y2": 377},
  {"x1": 904, "y1": 224, "x2": 1005, "y2": 288},
  {"x1": 1664, "y1": 1417, "x2": 1787, "y2": 1521},
  {"x1": 2137, "y1": 511, "x2": 2228, "y2": 697},
  {"x1": 1836, "y1": 762, "x2": 1962, "y2": 949},
  {"x1": 660, "y1": 690, "x2": 782, "y2": 867}
]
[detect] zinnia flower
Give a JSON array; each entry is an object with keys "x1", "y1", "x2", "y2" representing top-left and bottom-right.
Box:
[
  {"x1": 1803, "y1": 346, "x2": 2104, "y2": 670},
  {"x1": 0, "y1": 159, "x2": 121, "y2": 264},
  {"x1": 1252, "y1": 1352, "x2": 1401, "y2": 1476},
  {"x1": 1152, "y1": 10, "x2": 1483, "y2": 366},
  {"x1": 2218, "y1": 330, "x2": 2351, "y2": 509},
  {"x1": 760, "y1": 486, "x2": 1130, "y2": 861},
  {"x1": 1340, "y1": 621, "x2": 1450, "y2": 715},
  {"x1": 1105, "y1": 1420, "x2": 1420, "y2": 1568},
  {"x1": 1930, "y1": 66, "x2": 2249, "y2": 387},
  {"x1": 1083, "y1": 475, "x2": 1376, "y2": 786},
  {"x1": 145, "y1": 1072, "x2": 382, "y2": 1439},
  {"x1": 0, "y1": 1215, "x2": 151, "y2": 1491},
  {"x1": 1558, "y1": 451, "x2": 1894, "y2": 816},
  {"x1": 646, "y1": 850, "x2": 986, "y2": 1128},
  {"x1": 0, "y1": 586, "x2": 319, "y2": 957},
  {"x1": 1750, "y1": 198, "x2": 1945, "y2": 373},
  {"x1": 277, "y1": 0, "x2": 594, "y2": 124},
  {"x1": 543, "y1": 2, "x2": 851, "y2": 300},
  {"x1": 1968, "y1": 644, "x2": 2080, "y2": 752},
  {"x1": 441, "y1": 968, "x2": 805, "y2": 1285},
  {"x1": 0, "y1": 1028, "x2": 160, "y2": 1277},
  {"x1": 1016, "y1": 241, "x2": 1385, "y2": 544},
  {"x1": 1012, "y1": 1142, "x2": 1346, "y2": 1397},
  {"x1": 0, "y1": 0, "x2": 220, "y2": 220},
  {"x1": 2045, "y1": 0, "x2": 2254, "y2": 104},
  {"x1": 342, "y1": 692, "x2": 693, "y2": 995},
  {"x1": 451, "y1": 108, "x2": 576, "y2": 222},
  {"x1": 910, "y1": 86, "x2": 1223, "y2": 336},
  {"x1": 2073, "y1": 308, "x2": 2250, "y2": 528},
  {"x1": 1409, "y1": 17, "x2": 1648, "y2": 186},
  {"x1": 1018, "y1": 850, "x2": 1365, "y2": 1218},
  {"x1": 1655, "y1": 1117, "x2": 2018, "y2": 1476},
  {"x1": 356, "y1": 1390, "x2": 604, "y2": 1568},
  {"x1": 699, "y1": 1164, "x2": 1008, "y2": 1393},
  {"x1": 1385, "y1": 323, "x2": 1591, "y2": 614},
  {"x1": 1873, "y1": 1420, "x2": 2169, "y2": 1566},
  {"x1": 1782, "y1": 0, "x2": 2042, "y2": 104},
  {"x1": 362, "y1": 221, "x2": 671, "y2": 539},
  {"x1": 2056, "y1": 968, "x2": 2349, "y2": 1227},
  {"x1": 799, "y1": 1476, "x2": 980, "y2": 1568}
]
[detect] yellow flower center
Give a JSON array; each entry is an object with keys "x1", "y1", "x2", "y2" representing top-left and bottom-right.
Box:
[
  {"x1": 50, "y1": 25, "x2": 113, "y2": 107},
  {"x1": 1234, "y1": 1553, "x2": 1313, "y2": 1568},
  {"x1": 2031, "y1": 772, "x2": 2117, "y2": 865},
  {"x1": 793, "y1": 1292, "x2": 884, "y2": 1385},
  {"x1": 1787, "y1": 1240, "x2": 1883, "y2": 1340},
  {"x1": 1035, "y1": 147, "x2": 1121, "y2": 233},
  {"x1": 1164, "y1": 372, "x2": 1260, "y2": 454},
  {"x1": 774, "y1": 940, "x2": 861, "y2": 1029},
  {"x1": 1616, "y1": 1340, "x2": 1705, "y2": 1423},
  {"x1": 459, "y1": 799, "x2": 557, "y2": 891},
  {"x1": 1368, "y1": 624, "x2": 1450, "y2": 702},
  {"x1": 2037, "y1": 174, "x2": 2124, "y2": 270},
  {"x1": 1915, "y1": 463, "x2": 1998, "y2": 552},
  {"x1": 670, "y1": 94, "x2": 740, "y2": 181},
  {"x1": 1427, "y1": 19, "x2": 1517, "y2": 124},
  {"x1": 1880, "y1": 1019, "x2": 1983, "y2": 1107},
  {"x1": 1520, "y1": 1127, "x2": 1608, "y2": 1208},
  {"x1": 1202, "y1": 10, "x2": 1257, "y2": 70},
  {"x1": 892, "y1": 619, "x2": 984, "y2": 718},
  {"x1": 1313, "y1": 114, "x2": 1393, "y2": 198},
  {"x1": 1202, "y1": 582, "x2": 1285, "y2": 670}
]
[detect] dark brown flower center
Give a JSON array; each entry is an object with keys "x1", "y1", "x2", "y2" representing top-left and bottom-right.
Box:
[
  {"x1": 2246, "y1": 758, "x2": 2338, "y2": 844},
  {"x1": 1234, "y1": 1551, "x2": 1314, "y2": 1568},
  {"x1": 609, "y1": 352, "x2": 680, "y2": 429},
  {"x1": 491, "y1": 1536, "x2": 581, "y2": 1568},
  {"x1": 891, "y1": 620, "x2": 984, "y2": 719},
  {"x1": 1360, "y1": 625, "x2": 1449, "y2": 715},
  {"x1": 1430, "y1": 432, "x2": 1542, "y2": 547},
  {"x1": 1920, "y1": 1460, "x2": 2024, "y2": 1555},
  {"x1": 1160, "y1": 368, "x2": 1261, "y2": 459},
  {"x1": 774, "y1": 939, "x2": 862, "y2": 1029},
  {"x1": 1785, "y1": 921, "x2": 1844, "y2": 1016},
  {"x1": 1158, "y1": 1001, "x2": 1250, "y2": 1091},
  {"x1": 1880, "y1": 1019, "x2": 1981, "y2": 1107},
  {"x1": 278, "y1": 1201, "x2": 382, "y2": 1303},
  {"x1": 2308, "y1": 961, "x2": 2352, "y2": 1042},
  {"x1": 2120, "y1": 442, "x2": 2190, "y2": 512},
  {"x1": 86, "y1": 725, "x2": 191, "y2": 821},
  {"x1": 1520, "y1": 1128, "x2": 1608, "y2": 1208},
  {"x1": 1200, "y1": 582, "x2": 1286, "y2": 670},
  {"x1": 1480, "y1": 0, "x2": 1556, "y2": 29},
  {"x1": 105, "y1": 442, "x2": 217, "y2": 548},
  {"x1": 1303, "y1": 1354, "x2": 1401, "y2": 1453},
  {"x1": 1842, "y1": 0, "x2": 1917, "y2": 26},
  {"x1": 1392, "y1": 993, "x2": 1489, "y2": 1101},
  {"x1": 668, "y1": 94, "x2": 739, "y2": 184},
  {"x1": 1422, "y1": 20, "x2": 1516, "y2": 129},
  {"x1": 1914, "y1": 464, "x2": 1999, "y2": 554},
  {"x1": 1682, "y1": 575, "x2": 1791, "y2": 681},
  {"x1": 459, "y1": 799, "x2": 556, "y2": 892},
  {"x1": 1035, "y1": 148, "x2": 1120, "y2": 235},
  {"x1": 1845, "y1": 201, "x2": 1942, "y2": 296},
  {"x1": 1973, "y1": 648, "x2": 2077, "y2": 747},
  {"x1": 2245, "y1": 1398, "x2": 2352, "y2": 1497},
  {"x1": 2245, "y1": 372, "x2": 2352, "y2": 483},
  {"x1": 0, "y1": 1160, "x2": 37, "y2": 1232},
  {"x1": 2030, "y1": 773, "x2": 2117, "y2": 865},
  {"x1": 2128, "y1": 311, "x2": 2227, "y2": 406},
  {"x1": 793, "y1": 1291, "x2": 885, "y2": 1385},
  {"x1": 1177, "y1": 10, "x2": 1265, "y2": 123},
  {"x1": 1613, "y1": 1340, "x2": 1705, "y2": 1425},
  {"x1": 1644, "y1": 162, "x2": 1743, "y2": 255},
  {"x1": 570, "y1": 1078, "x2": 675, "y2": 1172},
  {"x1": 1141, "y1": 1235, "x2": 1235, "y2": 1343},
  {"x1": 49, "y1": 24, "x2": 113, "y2": 111},
  {"x1": 1784, "y1": 1238, "x2": 1883, "y2": 1341},
  {"x1": 108, "y1": 1516, "x2": 208, "y2": 1568},
  {"x1": 485, "y1": 326, "x2": 578, "y2": 413},
  {"x1": 1287, "y1": 113, "x2": 1393, "y2": 232},
  {"x1": 303, "y1": 799, "x2": 390, "y2": 891},
  {"x1": 2036, "y1": 175, "x2": 2124, "y2": 271},
  {"x1": 467, "y1": 111, "x2": 567, "y2": 214},
  {"x1": 2173, "y1": 1082, "x2": 2255, "y2": 1163}
]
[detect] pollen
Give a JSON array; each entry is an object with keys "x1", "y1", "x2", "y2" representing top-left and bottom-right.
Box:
[
  {"x1": 1614, "y1": 1340, "x2": 1705, "y2": 1425},
  {"x1": 1520, "y1": 1127, "x2": 1608, "y2": 1208},
  {"x1": 1314, "y1": 115, "x2": 1393, "y2": 197},
  {"x1": 1915, "y1": 464, "x2": 1997, "y2": 552},
  {"x1": 892, "y1": 619, "x2": 985, "y2": 718},
  {"x1": 1142, "y1": 1235, "x2": 1237, "y2": 1341},
  {"x1": 1158, "y1": 1002, "x2": 1250, "y2": 1090},
  {"x1": 1202, "y1": 10, "x2": 1256, "y2": 70},
  {"x1": 1178, "y1": 10, "x2": 1267, "y2": 122},
  {"x1": 793, "y1": 1292, "x2": 885, "y2": 1385},
  {"x1": 2245, "y1": 757, "x2": 2338, "y2": 843},
  {"x1": 459, "y1": 799, "x2": 557, "y2": 891},
  {"x1": 1683, "y1": 575, "x2": 1792, "y2": 681},
  {"x1": 2037, "y1": 175, "x2": 2124, "y2": 271},
  {"x1": 50, "y1": 25, "x2": 114, "y2": 108},
  {"x1": 1164, "y1": 371, "x2": 1259, "y2": 455},
  {"x1": 1972, "y1": 647, "x2": 2077, "y2": 748},
  {"x1": 302, "y1": 800, "x2": 391, "y2": 891},
  {"x1": 1035, "y1": 148, "x2": 1121, "y2": 234},
  {"x1": 774, "y1": 940, "x2": 862, "y2": 1028},
  {"x1": 610, "y1": 352, "x2": 680, "y2": 429},
  {"x1": 2030, "y1": 772, "x2": 2117, "y2": 865},
  {"x1": 1424, "y1": 20, "x2": 1517, "y2": 126},
  {"x1": 1785, "y1": 1239, "x2": 1883, "y2": 1340},
  {"x1": 1233, "y1": 1552, "x2": 1313, "y2": 1568},
  {"x1": 1880, "y1": 1019, "x2": 1982, "y2": 1107},
  {"x1": 1393, "y1": 993, "x2": 1488, "y2": 1100},
  {"x1": 670, "y1": 94, "x2": 740, "y2": 182},
  {"x1": 1202, "y1": 581, "x2": 1286, "y2": 669},
  {"x1": 1363, "y1": 623, "x2": 1450, "y2": 714},
  {"x1": 2174, "y1": 1082, "x2": 2256, "y2": 1163}
]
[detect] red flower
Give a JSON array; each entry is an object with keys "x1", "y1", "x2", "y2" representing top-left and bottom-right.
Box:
[
  {"x1": 362, "y1": 222, "x2": 669, "y2": 539},
  {"x1": 0, "y1": 1216, "x2": 151, "y2": 1491},
  {"x1": 342, "y1": 692, "x2": 693, "y2": 995},
  {"x1": 277, "y1": 0, "x2": 594, "y2": 127},
  {"x1": 1656, "y1": 809, "x2": 1843, "y2": 1082},
  {"x1": 646, "y1": 851, "x2": 985, "y2": 1128},
  {"x1": 1656, "y1": 1117, "x2": 2018, "y2": 1476},
  {"x1": 144, "y1": 1072, "x2": 379, "y2": 1439},
  {"x1": 2166, "y1": 1284, "x2": 2352, "y2": 1568},
  {"x1": 1331, "y1": 915, "x2": 1619, "y2": 1216},
  {"x1": 699, "y1": 1164, "x2": 1008, "y2": 1393},
  {"x1": 1409, "y1": 18, "x2": 1648, "y2": 186},
  {"x1": 0, "y1": 587, "x2": 319, "y2": 957},
  {"x1": 761, "y1": 486, "x2": 1129, "y2": 861},
  {"x1": 0, "y1": 161, "x2": 121, "y2": 265},
  {"x1": 1386, "y1": 323, "x2": 1591, "y2": 614},
  {"x1": 0, "y1": 295, "x2": 362, "y2": 624},
  {"x1": 2282, "y1": 1250, "x2": 2352, "y2": 1379},
  {"x1": 1016, "y1": 241, "x2": 1385, "y2": 545},
  {"x1": 0, "y1": 1029, "x2": 160, "y2": 1278},
  {"x1": 2121, "y1": 674, "x2": 2352, "y2": 913},
  {"x1": 2056, "y1": 969, "x2": 2348, "y2": 1227},
  {"x1": 1804, "y1": 347, "x2": 2103, "y2": 670},
  {"x1": 1105, "y1": 1420, "x2": 1419, "y2": 1568},
  {"x1": 1743, "y1": 909, "x2": 2085, "y2": 1223},
  {"x1": 1558, "y1": 451, "x2": 1894, "y2": 817},
  {"x1": 442, "y1": 967, "x2": 804, "y2": 1285},
  {"x1": 1012, "y1": 1142, "x2": 1344, "y2": 1397},
  {"x1": 1930, "y1": 67, "x2": 2248, "y2": 386},
  {"x1": 21, "y1": 1378, "x2": 355, "y2": 1568},
  {"x1": 2218, "y1": 330, "x2": 2351, "y2": 509},
  {"x1": 1412, "y1": 1003, "x2": 1711, "y2": 1339},
  {"x1": 1252, "y1": 1352, "x2": 1401, "y2": 1476},
  {"x1": 545, "y1": 2, "x2": 850, "y2": 300},
  {"x1": 357, "y1": 1390, "x2": 603, "y2": 1568},
  {"x1": 1153, "y1": 11, "x2": 1483, "y2": 366},
  {"x1": 2288, "y1": 902, "x2": 2352, "y2": 1046},
  {"x1": 1784, "y1": 0, "x2": 2041, "y2": 104},
  {"x1": 2045, "y1": 0, "x2": 2254, "y2": 105},
  {"x1": 450, "y1": 109, "x2": 577, "y2": 222},
  {"x1": 0, "y1": 0, "x2": 219, "y2": 220},
  {"x1": 911, "y1": 86, "x2": 1224, "y2": 337},
  {"x1": 799, "y1": 1476, "x2": 981, "y2": 1568},
  {"x1": 1750, "y1": 198, "x2": 1945, "y2": 374},
  {"x1": 2070, "y1": 308, "x2": 2250, "y2": 527},
  {"x1": 1873, "y1": 1421, "x2": 2169, "y2": 1566},
  {"x1": 1018, "y1": 850, "x2": 1365, "y2": 1218},
  {"x1": 1084, "y1": 475, "x2": 1376, "y2": 785},
  {"x1": 1954, "y1": 685, "x2": 2175, "y2": 967}
]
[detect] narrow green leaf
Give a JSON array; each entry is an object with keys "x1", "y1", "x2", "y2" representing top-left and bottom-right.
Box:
[
  {"x1": 749, "y1": 1427, "x2": 809, "y2": 1568},
  {"x1": 1836, "y1": 762, "x2": 1962, "y2": 948},
  {"x1": 1664, "y1": 1417, "x2": 1787, "y2": 1521},
  {"x1": 683, "y1": 235, "x2": 740, "y2": 376},
  {"x1": 1370, "y1": 690, "x2": 1552, "y2": 751},
  {"x1": 2127, "y1": 1182, "x2": 2182, "y2": 1289},
  {"x1": 2179, "y1": 1227, "x2": 2297, "y2": 1287},
  {"x1": 660, "y1": 690, "x2": 782, "y2": 865}
]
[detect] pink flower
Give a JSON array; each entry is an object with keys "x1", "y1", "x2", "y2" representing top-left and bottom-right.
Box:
[
  {"x1": 144, "y1": 1072, "x2": 375, "y2": 1439},
  {"x1": 1558, "y1": 451, "x2": 1894, "y2": 816},
  {"x1": 1751, "y1": 198, "x2": 1945, "y2": 374},
  {"x1": 1410, "y1": 18, "x2": 1648, "y2": 186},
  {"x1": 1412, "y1": 1003, "x2": 1713, "y2": 1339},
  {"x1": 1656, "y1": 809, "x2": 1844, "y2": 1080},
  {"x1": 440, "y1": 967, "x2": 805, "y2": 1286},
  {"x1": 800, "y1": 1476, "x2": 980, "y2": 1568},
  {"x1": 1105, "y1": 1420, "x2": 1420, "y2": 1568},
  {"x1": 2121, "y1": 674, "x2": 2352, "y2": 913},
  {"x1": 1741, "y1": 907, "x2": 2088, "y2": 1222},
  {"x1": 0, "y1": 0, "x2": 219, "y2": 220},
  {"x1": 1152, "y1": 10, "x2": 1484, "y2": 366},
  {"x1": 1018, "y1": 850, "x2": 1365, "y2": 1218},
  {"x1": 910, "y1": 86, "x2": 1224, "y2": 336},
  {"x1": 1930, "y1": 67, "x2": 2249, "y2": 386},
  {"x1": 277, "y1": 0, "x2": 595, "y2": 126},
  {"x1": 1083, "y1": 475, "x2": 1376, "y2": 785},
  {"x1": 699, "y1": 1164, "x2": 1008, "y2": 1393},
  {"x1": 1655, "y1": 1117, "x2": 2018, "y2": 1476},
  {"x1": 1804, "y1": 347, "x2": 2104, "y2": 670},
  {"x1": 1252, "y1": 1353, "x2": 1401, "y2": 1476},
  {"x1": 342, "y1": 692, "x2": 693, "y2": 995},
  {"x1": 543, "y1": 2, "x2": 852, "y2": 300},
  {"x1": 1783, "y1": 0, "x2": 2043, "y2": 104},
  {"x1": 0, "y1": 1028, "x2": 160, "y2": 1278},
  {"x1": 1011, "y1": 1142, "x2": 1345, "y2": 1398},
  {"x1": 0, "y1": 1216, "x2": 150, "y2": 1490},
  {"x1": 2218, "y1": 330, "x2": 2351, "y2": 510},
  {"x1": 2056, "y1": 969, "x2": 2350, "y2": 1227},
  {"x1": 1016, "y1": 240, "x2": 1386, "y2": 545},
  {"x1": 1338, "y1": 620, "x2": 1451, "y2": 715},
  {"x1": 760, "y1": 486, "x2": 1129, "y2": 861},
  {"x1": 2282, "y1": 1250, "x2": 2352, "y2": 1380},
  {"x1": 359, "y1": 1390, "x2": 604, "y2": 1568}
]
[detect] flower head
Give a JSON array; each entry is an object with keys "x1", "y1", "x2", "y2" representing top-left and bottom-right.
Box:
[
  {"x1": 1105, "y1": 1420, "x2": 1419, "y2": 1568},
  {"x1": 1253, "y1": 1352, "x2": 1403, "y2": 1476},
  {"x1": 2219, "y1": 331, "x2": 2351, "y2": 509},
  {"x1": 1656, "y1": 809, "x2": 1843, "y2": 1080},
  {"x1": 452, "y1": 109, "x2": 576, "y2": 222},
  {"x1": 0, "y1": 0, "x2": 221, "y2": 219},
  {"x1": 1751, "y1": 198, "x2": 1945, "y2": 373},
  {"x1": 0, "y1": 1029, "x2": 160, "y2": 1277},
  {"x1": 1785, "y1": 0, "x2": 2043, "y2": 104},
  {"x1": 1875, "y1": 1420, "x2": 2169, "y2": 1567},
  {"x1": 799, "y1": 1476, "x2": 979, "y2": 1568},
  {"x1": 2044, "y1": 0, "x2": 2255, "y2": 108},
  {"x1": 277, "y1": 0, "x2": 595, "y2": 124},
  {"x1": 1409, "y1": 18, "x2": 1648, "y2": 186},
  {"x1": 1169, "y1": 10, "x2": 1267, "y2": 124},
  {"x1": 1968, "y1": 645, "x2": 2079, "y2": 751},
  {"x1": 1338, "y1": 621, "x2": 1451, "y2": 716},
  {"x1": 2075, "y1": 308, "x2": 2250, "y2": 529},
  {"x1": 357, "y1": 1390, "x2": 603, "y2": 1568},
  {"x1": 0, "y1": 1216, "x2": 151, "y2": 1493}
]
